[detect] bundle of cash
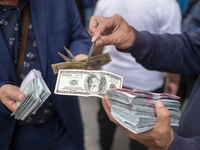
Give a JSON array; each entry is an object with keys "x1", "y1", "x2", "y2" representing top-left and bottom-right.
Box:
[
  {"x1": 11, "y1": 69, "x2": 51, "y2": 120},
  {"x1": 54, "y1": 69, "x2": 123, "y2": 98},
  {"x1": 106, "y1": 88, "x2": 181, "y2": 134}
]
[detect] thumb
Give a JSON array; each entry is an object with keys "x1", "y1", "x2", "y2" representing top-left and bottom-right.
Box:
[
  {"x1": 155, "y1": 100, "x2": 171, "y2": 126},
  {"x1": 95, "y1": 34, "x2": 118, "y2": 47},
  {"x1": 18, "y1": 93, "x2": 25, "y2": 102},
  {"x1": 10, "y1": 89, "x2": 25, "y2": 102}
]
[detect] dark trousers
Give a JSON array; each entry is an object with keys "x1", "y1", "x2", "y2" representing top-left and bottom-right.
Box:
[
  {"x1": 10, "y1": 116, "x2": 83, "y2": 150},
  {"x1": 98, "y1": 86, "x2": 164, "y2": 150}
]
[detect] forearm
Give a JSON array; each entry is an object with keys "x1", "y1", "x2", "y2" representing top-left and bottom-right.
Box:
[{"x1": 128, "y1": 28, "x2": 200, "y2": 75}]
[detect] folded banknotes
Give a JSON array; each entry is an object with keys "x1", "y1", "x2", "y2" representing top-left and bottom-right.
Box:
[{"x1": 11, "y1": 69, "x2": 51, "y2": 120}]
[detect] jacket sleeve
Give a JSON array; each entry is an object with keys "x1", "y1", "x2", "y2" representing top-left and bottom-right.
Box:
[
  {"x1": 127, "y1": 28, "x2": 200, "y2": 76},
  {"x1": 68, "y1": 0, "x2": 91, "y2": 56},
  {"x1": 168, "y1": 134, "x2": 200, "y2": 150}
]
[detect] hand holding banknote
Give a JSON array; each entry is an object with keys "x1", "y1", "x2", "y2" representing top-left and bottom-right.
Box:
[
  {"x1": 0, "y1": 84, "x2": 25, "y2": 112},
  {"x1": 73, "y1": 54, "x2": 97, "y2": 70},
  {"x1": 10, "y1": 69, "x2": 51, "y2": 121},
  {"x1": 51, "y1": 46, "x2": 111, "y2": 74},
  {"x1": 102, "y1": 89, "x2": 176, "y2": 150}
]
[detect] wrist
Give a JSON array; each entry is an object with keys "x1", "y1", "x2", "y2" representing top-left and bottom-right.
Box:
[{"x1": 165, "y1": 128, "x2": 174, "y2": 150}]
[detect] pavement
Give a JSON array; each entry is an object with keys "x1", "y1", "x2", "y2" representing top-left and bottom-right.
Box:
[{"x1": 79, "y1": 96, "x2": 130, "y2": 150}]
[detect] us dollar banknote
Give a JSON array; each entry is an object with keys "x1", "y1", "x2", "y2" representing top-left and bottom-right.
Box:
[{"x1": 54, "y1": 69, "x2": 123, "y2": 98}]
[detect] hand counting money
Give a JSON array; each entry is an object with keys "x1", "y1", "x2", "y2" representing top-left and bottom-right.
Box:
[
  {"x1": 11, "y1": 69, "x2": 51, "y2": 120},
  {"x1": 51, "y1": 44, "x2": 112, "y2": 74}
]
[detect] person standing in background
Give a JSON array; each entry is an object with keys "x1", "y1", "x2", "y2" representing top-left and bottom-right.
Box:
[{"x1": 93, "y1": 0, "x2": 182, "y2": 150}]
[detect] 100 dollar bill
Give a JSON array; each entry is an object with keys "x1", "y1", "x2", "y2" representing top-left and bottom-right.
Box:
[{"x1": 54, "y1": 69, "x2": 123, "y2": 98}]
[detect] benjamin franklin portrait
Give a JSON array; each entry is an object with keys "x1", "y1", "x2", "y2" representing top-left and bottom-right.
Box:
[{"x1": 85, "y1": 74, "x2": 106, "y2": 94}]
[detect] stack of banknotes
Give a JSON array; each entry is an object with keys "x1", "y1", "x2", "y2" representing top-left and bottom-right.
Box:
[
  {"x1": 106, "y1": 88, "x2": 181, "y2": 134},
  {"x1": 11, "y1": 69, "x2": 51, "y2": 120}
]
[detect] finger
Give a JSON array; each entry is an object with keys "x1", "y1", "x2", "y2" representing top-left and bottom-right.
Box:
[
  {"x1": 18, "y1": 93, "x2": 25, "y2": 101},
  {"x1": 101, "y1": 96, "x2": 118, "y2": 124},
  {"x1": 74, "y1": 54, "x2": 88, "y2": 62},
  {"x1": 6, "y1": 92, "x2": 24, "y2": 112},
  {"x1": 6, "y1": 101, "x2": 18, "y2": 112},
  {"x1": 86, "y1": 66, "x2": 98, "y2": 70},
  {"x1": 89, "y1": 16, "x2": 104, "y2": 42},
  {"x1": 101, "y1": 96, "x2": 111, "y2": 115},
  {"x1": 9, "y1": 89, "x2": 25, "y2": 102},
  {"x1": 104, "y1": 95, "x2": 111, "y2": 108},
  {"x1": 155, "y1": 100, "x2": 171, "y2": 126},
  {"x1": 89, "y1": 16, "x2": 99, "y2": 35},
  {"x1": 132, "y1": 88, "x2": 138, "y2": 92},
  {"x1": 154, "y1": 100, "x2": 175, "y2": 149},
  {"x1": 91, "y1": 16, "x2": 117, "y2": 43},
  {"x1": 92, "y1": 32, "x2": 102, "y2": 43},
  {"x1": 94, "y1": 33, "x2": 119, "y2": 47},
  {"x1": 1, "y1": 85, "x2": 25, "y2": 102}
]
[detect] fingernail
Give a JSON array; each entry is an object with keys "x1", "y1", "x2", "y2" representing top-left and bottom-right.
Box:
[
  {"x1": 92, "y1": 34, "x2": 102, "y2": 42},
  {"x1": 18, "y1": 94, "x2": 24, "y2": 101},
  {"x1": 156, "y1": 100, "x2": 164, "y2": 107},
  {"x1": 92, "y1": 35, "x2": 98, "y2": 42},
  {"x1": 104, "y1": 95, "x2": 109, "y2": 99},
  {"x1": 96, "y1": 40, "x2": 103, "y2": 46},
  {"x1": 132, "y1": 88, "x2": 138, "y2": 92},
  {"x1": 91, "y1": 36, "x2": 95, "y2": 42}
]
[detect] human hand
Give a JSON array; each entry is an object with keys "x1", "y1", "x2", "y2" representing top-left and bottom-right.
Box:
[
  {"x1": 102, "y1": 96, "x2": 174, "y2": 150},
  {"x1": 89, "y1": 14, "x2": 135, "y2": 50},
  {"x1": 74, "y1": 54, "x2": 88, "y2": 62},
  {"x1": 165, "y1": 73, "x2": 180, "y2": 95},
  {"x1": 74, "y1": 54, "x2": 99, "y2": 70},
  {"x1": 0, "y1": 84, "x2": 25, "y2": 112},
  {"x1": 165, "y1": 82, "x2": 179, "y2": 95}
]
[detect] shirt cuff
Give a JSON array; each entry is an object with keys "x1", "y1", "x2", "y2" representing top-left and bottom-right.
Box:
[{"x1": 168, "y1": 133, "x2": 178, "y2": 150}]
